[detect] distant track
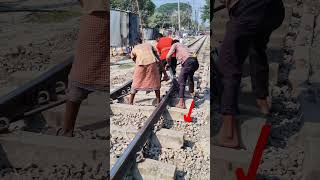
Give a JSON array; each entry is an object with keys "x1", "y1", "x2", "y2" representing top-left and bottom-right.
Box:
[{"x1": 110, "y1": 36, "x2": 208, "y2": 179}]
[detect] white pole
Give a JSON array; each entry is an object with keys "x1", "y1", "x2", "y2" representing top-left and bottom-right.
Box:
[
  {"x1": 178, "y1": 0, "x2": 181, "y2": 32},
  {"x1": 198, "y1": 8, "x2": 200, "y2": 32}
]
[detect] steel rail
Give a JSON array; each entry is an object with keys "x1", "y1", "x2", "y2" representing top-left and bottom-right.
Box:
[
  {"x1": 0, "y1": 57, "x2": 73, "y2": 122},
  {"x1": 110, "y1": 79, "x2": 178, "y2": 179},
  {"x1": 110, "y1": 35, "x2": 207, "y2": 179},
  {"x1": 110, "y1": 36, "x2": 206, "y2": 101}
]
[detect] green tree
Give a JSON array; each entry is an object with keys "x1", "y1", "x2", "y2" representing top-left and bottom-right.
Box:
[
  {"x1": 156, "y1": 3, "x2": 192, "y2": 29},
  {"x1": 110, "y1": 0, "x2": 155, "y2": 25},
  {"x1": 157, "y1": 3, "x2": 192, "y2": 15},
  {"x1": 201, "y1": 0, "x2": 210, "y2": 23},
  {"x1": 148, "y1": 12, "x2": 170, "y2": 28}
]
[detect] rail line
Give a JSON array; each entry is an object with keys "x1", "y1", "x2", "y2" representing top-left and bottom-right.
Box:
[
  {"x1": 0, "y1": 58, "x2": 108, "y2": 179},
  {"x1": 0, "y1": 57, "x2": 73, "y2": 130},
  {"x1": 110, "y1": 35, "x2": 208, "y2": 179},
  {"x1": 110, "y1": 36, "x2": 206, "y2": 101}
]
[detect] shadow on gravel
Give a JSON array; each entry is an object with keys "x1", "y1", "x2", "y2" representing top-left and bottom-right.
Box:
[
  {"x1": 176, "y1": 170, "x2": 187, "y2": 179},
  {"x1": 162, "y1": 114, "x2": 174, "y2": 129},
  {"x1": 184, "y1": 140, "x2": 195, "y2": 148}
]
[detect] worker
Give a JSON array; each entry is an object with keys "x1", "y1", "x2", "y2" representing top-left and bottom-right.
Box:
[
  {"x1": 59, "y1": 0, "x2": 108, "y2": 137},
  {"x1": 129, "y1": 39, "x2": 169, "y2": 105},
  {"x1": 166, "y1": 40, "x2": 199, "y2": 109},
  {"x1": 155, "y1": 33, "x2": 177, "y2": 76},
  {"x1": 214, "y1": 0, "x2": 285, "y2": 148}
]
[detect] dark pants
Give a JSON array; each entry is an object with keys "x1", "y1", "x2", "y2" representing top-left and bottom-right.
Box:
[
  {"x1": 169, "y1": 57, "x2": 177, "y2": 75},
  {"x1": 178, "y1": 57, "x2": 199, "y2": 98},
  {"x1": 160, "y1": 57, "x2": 177, "y2": 77},
  {"x1": 217, "y1": 0, "x2": 285, "y2": 115}
]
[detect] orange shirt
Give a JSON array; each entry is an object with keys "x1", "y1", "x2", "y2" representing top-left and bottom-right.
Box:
[{"x1": 156, "y1": 37, "x2": 176, "y2": 60}]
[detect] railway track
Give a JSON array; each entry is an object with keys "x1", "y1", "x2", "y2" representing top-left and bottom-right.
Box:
[
  {"x1": 110, "y1": 36, "x2": 210, "y2": 179},
  {"x1": 0, "y1": 55, "x2": 108, "y2": 179},
  {"x1": 0, "y1": 57, "x2": 73, "y2": 129},
  {"x1": 110, "y1": 36, "x2": 206, "y2": 100}
]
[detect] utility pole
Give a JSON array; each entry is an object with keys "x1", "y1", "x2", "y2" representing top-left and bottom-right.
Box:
[
  {"x1": 197, "y1": 8, "x2": 200, "y2": 32},
  {"x1": 193, "y1": 0, "x2": 195, "y2": 31},
  {"x1": 135, "y1": 0, "x2": 143, "y2": 41},
  {"x1": 178, "y1": 0, "x2": 181, "y2": 32}
]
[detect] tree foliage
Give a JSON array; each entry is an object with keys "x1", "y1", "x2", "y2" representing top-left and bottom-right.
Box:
[
  {"x1": 157, "y1": 3, "x2": 192, "y2": 15},
  {"x1": 148, "y1": 11, "x2": 170, "y2": 28},
  {"x1": 201, "y1": 0, "x2": 210, "y2": 23},
  {"x1": 151, "y1": 3, "x2": 193, "y2": 29},
  {"x1": 110, "y1": 0, "x2": 155, "y2": 24}
]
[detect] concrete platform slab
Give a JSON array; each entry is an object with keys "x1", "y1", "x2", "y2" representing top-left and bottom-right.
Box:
[
  {"x1": 302, "y1": 137, "x2": 320, "y2": 180},
  {"x1": 240, "y1": 117, "x2": 266, "y2": 152},
  {"x1": 110, "y1": 103, "x2": 155, "y2": 115},
  {"x1": 212, "y1": 145, "x2": 251, "y2": 180},
  {"x1": 110, "y1": 103, "x2": 189, "y2": 122},
  {"x1": 152, "y1": 128, "x2": 184, "y2": 149},
  {"x1": 133, "y1": 158, "x2": 176, "y2": 180},
  {"x1": 0, "y1": 131, "x2": 107, "y2": 169},
  {"x1": 298, "y1": 121, "x2": 320, "y2": 145},
  {"x1": 9, "y1": 71, "x2": 42, "y2": 87},
  {"x1": 110, "y1": 125, "x2": 138, "y2": 139},
  {"x1": 82, "y1": 92, "x2": 107, "y2": 107},
  {"x1": 42, "y1": 104, "x2": 106, "y2": 128},
  {"x1": 163, "y1": 107, "x2": 189, "y2": 122}
]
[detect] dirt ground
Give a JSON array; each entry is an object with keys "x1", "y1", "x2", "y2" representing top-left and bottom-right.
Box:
[{"x1": 0, "y1": 0, "x2": 82, "y2": 88}]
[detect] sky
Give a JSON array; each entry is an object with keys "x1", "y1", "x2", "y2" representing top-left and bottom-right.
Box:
[{"x1": 152, "y1": 0, "x2": 206, "y2": 22}]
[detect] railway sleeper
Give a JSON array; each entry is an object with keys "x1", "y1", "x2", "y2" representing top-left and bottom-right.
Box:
[
  {"x1": 110, "y1": 157, "x2": 176, "y2": 180},
  {"x1": 42, "y1": 103, "x2": 106, "y2": 128},
  {"x1": 111, "y1": 103, "x2": 189, "y2": 122},
  {"x1": 111, "y1": 125, "x2": 185, "y2": 150},
  {"x1": 302, "y1": 137, "x2": 320, "y2": 180},
  {"x1": 133, "y1": 158, "x2": 176, "y2": 180},
  {"x1": 0, "y1": 131, "x2": 107, "y2": 170},
  {"x1": 122, "y1": 95, "x2": 195, "y2": 109},
  {"x1": 9, "y1": 70, "x2": 43, "y2": 87}
]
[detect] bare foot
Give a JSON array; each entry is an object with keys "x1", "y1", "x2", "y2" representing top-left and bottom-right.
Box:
[
  {"x1": 176, "y1": 99, "x2": 186, "y2": 109},
  {"x1": 57, "y1": 128, "x2": 73, "y2": 137},
  {"x1": 61, "y1": 128, "x2": 73, "y2": 137},
  {"x1": 214, "y1": 128, "x2": 240, "y2": 148},
  {"x1": 213, "y1": 115, "x2": 240, "y2": 148},
  {"x1": 176, "y1": 104, "x2": 186, "y2": 109},
  {"x1": 176, "y1": 101, "x2": 186, "y2": 108},
  {"x1": 62, "y1": 132, "x2": 73, "y2": 137},
  {"x1": 154, "y1": 98, "x2": 161, "y2": 107}
]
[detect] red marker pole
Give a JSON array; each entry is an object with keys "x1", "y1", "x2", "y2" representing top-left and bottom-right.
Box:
[
  {"x1": 235, "y1": 124, "x2": 271, "y2": 180},
  {"x1": 184, "y1": 99, "x2": 195, "y2": 122}
]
